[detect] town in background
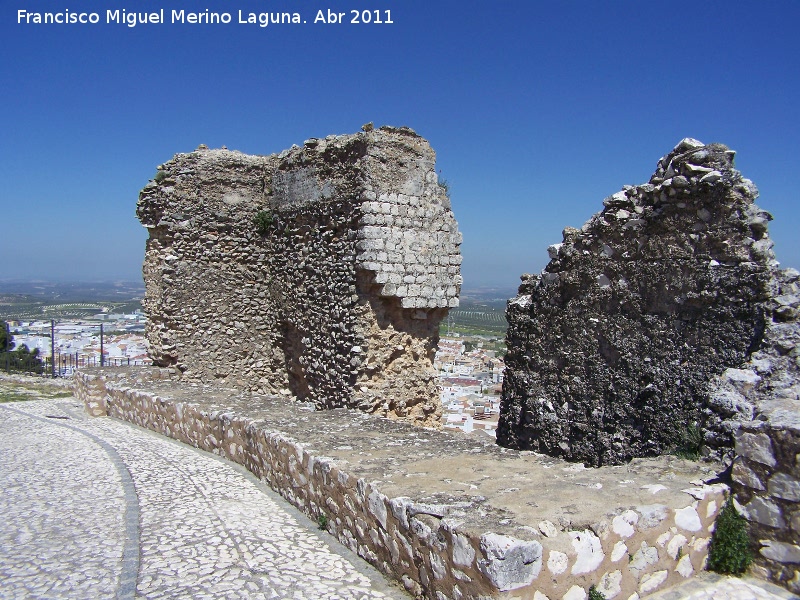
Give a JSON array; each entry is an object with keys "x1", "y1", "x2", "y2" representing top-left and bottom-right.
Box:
[{"x1": 1, "y1": 281, "x2": 511, "y2": 438}]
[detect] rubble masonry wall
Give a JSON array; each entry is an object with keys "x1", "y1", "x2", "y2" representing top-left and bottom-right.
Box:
[
  {"x1": 499, "y1": 139, "x2": 800, "y2": 592},
  {"x1": 136, "y1": 126, "x2": 462, "y2": 427}
]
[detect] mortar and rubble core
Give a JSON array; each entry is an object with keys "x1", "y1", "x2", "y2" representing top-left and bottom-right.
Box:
[
  {"x1": 76, "y1": 367, "x2": 727, "y2": 600},
  {"x1": 136, "y1": 126, "x2": 462, "y2": 427},
  {"x1": 499, "y1": 138, "x2": 800, "y2": 593}
]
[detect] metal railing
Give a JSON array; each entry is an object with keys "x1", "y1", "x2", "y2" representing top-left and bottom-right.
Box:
[{"x1": 2, "y1": 319, "x2": 150, "y2": 378}]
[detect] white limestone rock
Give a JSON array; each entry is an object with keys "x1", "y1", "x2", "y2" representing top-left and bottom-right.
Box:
[
  {"x1": 638, "y1": 570, "x2": 668, "y2": 594},
  {"x1": 676, "y1": 555, "x2": 694, "y2": 577},
  {"x1": 667, "y1": 534, "x2": 687, "y2": 560},
  {"x1": 598, "y1": 570, "x2": 622, "y2": 599},
  {"x1": 562, "y1": 585, "x2": 586, "y2": 600},
  {"x1": 547, "y1": 550, "x2": 568, "y2": 575},
  {"x1": 612, "y1": 510, "x2": 638, "y2": 538},
  {"x1": 452, "y1": 533, "x2": 476, "y2": 568},
  {"x1": 611, "y1": 541, "x2": 628, "y2": 562},
  {"x1": 477, "y1": 533, "x2": 542, "y2": 592},
  {"x1": 674, "y1": 506, "x2": 701, "y2": 532},
  {"x1": 570, "y1": 530, "x2": 604, "y2": 575}
]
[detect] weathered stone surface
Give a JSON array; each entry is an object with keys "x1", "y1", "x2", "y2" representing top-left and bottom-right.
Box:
[
  {"x1": 733, "y1": 421, "x2": 800, "y2": 592},
  {"x1": 137, "y1": 126, "x2": 461, "y2": 427},
  {"x1": 760, "y1": 541, "x2": 800, "y2": 564},
  {"x1": 768, "y1": 473, "x2": 800, "y2": 502},
  {"x1": 452, "y1": 533, "x2": 475, "y2": 568},
  {"x1": 629, "y1": 541, "x2": 659, "y2": 577},
  {"x1": 736, "y1": 432, "x2": 778, "y2": 467},
  {"x1": 732, "y1": 457, "x2": 766, "y2": 490},
  {"x1": 743, "y1": 496, "x2": 786, "y2": 529},
  {"x1": 636, "y1": 504, "x2": 668, "y2": 530},
  {"x1": 477, "y1": 533, "x2": 542, "y2": 591},
  {"x1": 499, "y1": 139, "x2": 800, "y2": 466}
]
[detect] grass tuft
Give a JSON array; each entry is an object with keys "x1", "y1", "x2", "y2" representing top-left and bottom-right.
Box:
[
  {"x1": 588, "y1": 585, "x2": 605, "y2": 600},
  {"x1": 707, "y1": 497, "x2": 752, "y2": 575}
]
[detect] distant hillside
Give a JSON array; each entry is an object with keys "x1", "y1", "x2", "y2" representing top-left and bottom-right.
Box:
[{"x1": 0, "y1": 280, "x2": 144, "y2": 320}]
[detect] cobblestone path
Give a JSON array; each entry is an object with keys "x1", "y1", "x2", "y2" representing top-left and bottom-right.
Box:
[
  {"x1": 647, "y1": 572, "x2": 797, "y2": 600},
  {"x1": 0, "y1": 398, "x2": 408, "y2": 600}
]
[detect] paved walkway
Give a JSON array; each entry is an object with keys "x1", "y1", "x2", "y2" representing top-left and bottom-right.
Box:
[
  {"x1": 0, "y1": 393, "x2": 796, "y2": 600},
  {"x1": 0, "y1": 397, "x2": 408, "y2": 599},
  {"x1": 647, "y1": 572, "x2": 796, "y2": 600}
]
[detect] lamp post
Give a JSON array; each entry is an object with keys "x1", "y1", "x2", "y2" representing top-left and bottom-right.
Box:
[
  {"x1": 4, "y1": 321, "x2": 9, "y2": 373},
  {"x1": 51, "y1": 320, "x2": 56, "y2": 378}
]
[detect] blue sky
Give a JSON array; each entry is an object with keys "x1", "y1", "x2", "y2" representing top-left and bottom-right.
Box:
[{"x1": 2, "y1": 1, "x2": 799, "y2": 290}]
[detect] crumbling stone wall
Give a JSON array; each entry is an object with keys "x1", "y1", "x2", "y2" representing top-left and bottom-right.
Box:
[
  {"x1": 137, "y1": 126, "x2": 461, "y2": 426},
  {"x1": 499, "y1": 138, "x2": 797, "y2": 467}
]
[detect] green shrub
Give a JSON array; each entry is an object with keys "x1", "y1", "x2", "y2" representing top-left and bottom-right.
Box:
[
  {"x1": 153, "y1": 170, "x2": 167, "y2": 183},
  {"x1": 317, "y1": 513, "x2": 328, "y2": 531},
  {"x1": 588, "y1": 585, "x2": 605, "y2": 600},
  {"x1": 438, "y1": 178, "x2": 450, "y2": 193},
  {"x1": 254, "y1": 210, "x2": 274, "y2": 235},
  {"x1": 707, "y1": 497, "x2": 752, "y2": 575}
]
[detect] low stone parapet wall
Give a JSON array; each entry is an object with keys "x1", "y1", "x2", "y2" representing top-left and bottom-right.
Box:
[
  {"x1": 732, "y1": 399, "x2": 800, "y2": 593},
  {"x1": 75, "y1": 368, "x2": 728, "y2": 600}
]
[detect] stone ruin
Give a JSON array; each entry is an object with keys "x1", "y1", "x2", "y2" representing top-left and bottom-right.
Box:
[
  {"x1": 136, "y1": 126, "x2": 462, "y2": 427},
  {"x1": 81, "y1": 133, "x2": 797, "y2": 595},
  {"x1": 499, "y1": 138, "x2": 800, "y2": 468}
]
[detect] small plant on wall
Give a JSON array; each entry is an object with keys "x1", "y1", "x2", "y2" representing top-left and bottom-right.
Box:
[
  {"x1": 707, "y1": 496, "x2": 752, "y2": 574},
  {"x1": 588, "y1": 585, "x2": 605, "y2": 600},
  {"x1": 671, "y1": 422, "x2": 704, "y2": 460},
  {"x1": 254, "y1": 210, "x2": 274, "y2": 235}
]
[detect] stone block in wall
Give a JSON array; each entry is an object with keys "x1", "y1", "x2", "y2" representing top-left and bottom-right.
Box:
[{"x1": 731, "y1": 408, "x2": 800, "y2": 594}]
